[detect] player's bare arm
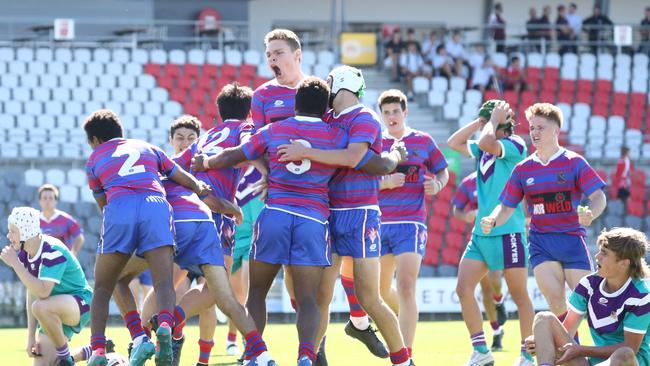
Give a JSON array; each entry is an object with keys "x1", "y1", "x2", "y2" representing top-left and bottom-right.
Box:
[
  {"x1": 192, "y1": 147, "x2": 248, "y2": 172},
  {"x1": 480, "y1": 204, "x2": 516, "y2": 234},
  {"x1": 1, "y1": 247, "x2": 55, "y2": 298},
  {"x1": 452, "y1": 206, "x2": 477, "y2": 225},
  {"x1": 277, "y1": 141, "x2": 369, "y2": 168},
  {"x1": 478, "y1": 101, "x2": 511, "y2": 156},
  {"x1": 72, "y1": 233, "x2": 85, "y2": 256},
  {"x1": 447, "y1": 118, "x2": 485, "y2": 156},
  {"x1": 202, "y1": 194, "x2": 244, "y2": 225}
]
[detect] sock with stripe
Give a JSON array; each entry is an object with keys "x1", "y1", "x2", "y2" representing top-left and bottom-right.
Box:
[
  {"x1": 389, "y1": 348, "x2": 410, "y2": 365},
  {"x1": 227, "y1": 331, "x2": 237, "y2": 344},
  {"x1": 520, "y1": 339, "x2": 534, "y2": 361},
  {"x1": 471, "y1": 331, "x2": 489, "y2": 354},
  {"x1": 198, "y1": 339, "x2": 214, "y2": 365},
  {"x1": 298, "y1": 341, "x2": 315, "y2": 361},
  {"x1": 80, "y1": 345, "x2": 92, "y2": 361},
  {"x1": 90, "y1": 335, "x2": 106, "y2": 355},
  {"x1": 172, "y1": 305, "x2": 186, "y2": 339},
  {"x1": 123, "y1": 310, "x2": 146, "y2": 340},
  {"x1": 342, "y1": 276, "x2": 370, "y2": 330},
  {"x1": 55, "y1": 343, "x2": 70, "y2": 360},
  {"x1": 244, "y1": 331, "x2": 268, "y2": 360},
  {"x1": 490, "y1": 321, "x2": 500, "y2": 331}
]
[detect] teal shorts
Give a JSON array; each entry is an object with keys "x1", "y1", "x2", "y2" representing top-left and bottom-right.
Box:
[
  {"x1": 232, "y1": 196, "x2": 264, "y2": 273},
  {"x1": 462, "y1": 233, "x2": 529, "y2": 271},
  {"x1": 38, "y1": 290, "x2": 92, "y2": 340}
]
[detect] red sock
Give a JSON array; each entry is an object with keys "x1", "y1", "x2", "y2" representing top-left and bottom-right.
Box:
[
  {"x1": 298, "y1": 341, "x2": 315, "y2": 361},
  {"x1": 123, "y1": 311, "x2": 146, "y2": 340},
  {"x1": 407, "y1": 347, "x2": 413, "y2": 358},
  {"x1": 390, "y1": 348, "x2": 410, "y2": 364},
  {"x1": 341, "y1": 276, "x2": 367, "y2": 318},
  {"x1": 172, "y1": 306, "x2": 186, "y2": 339},
  {"x1": 493, "y1": 294, "x2": 503, "y2": 303},
  {"x1": 198, "y1": 339, "x2": 214, "y2": 364},
  {"x1": 227, "y1": 332, "x2": 237, "y2": 343}
]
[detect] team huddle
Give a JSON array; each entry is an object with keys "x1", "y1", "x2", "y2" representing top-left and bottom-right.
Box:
[{"x1": 2, "y1": 28, "x2": 650, "y2": 366}]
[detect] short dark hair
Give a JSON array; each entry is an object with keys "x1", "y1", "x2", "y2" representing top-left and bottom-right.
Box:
[
  {"x1": 378, "y1": 89, "x2": 407, "y2": 112},
  {"x1": 216, "y1": 83, "x2": 253, "y2": 121},
  {"x1": 570, "y1": 3, "x2": 577, "y2": 9},
  {"x1": 83, "y1": 109, "x2": 124, "y2": 143},
  {"x1": 510, "y1": 56, "x2": 520, "y2": 63},
  {"x1": 558, "y1": 4, "x2": 565, "y2": 11},
  {"x1": 295, "y1": 76, "x2": 329, "y2": 117},
  {"x1": 38, "y1": 184, "x2": 59, "y2": 200},
  {"x1": 170, "y1": 115, "x2": 201, "y2": 138}
]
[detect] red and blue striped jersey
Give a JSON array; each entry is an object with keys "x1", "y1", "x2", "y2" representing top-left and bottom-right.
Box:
[
  {"x1": 86, "y1": 138, "x2": 177, "y2": 202},
  {"x1": 326, "y1": 104, "x2": 383, "y2": 209},
  {"x1": 251, "y1": 79, "x2": 298, "y2": 129},
  {"x1": 40, "y1": 210, "x2": 83, "y2": 250},
  {"x1": 453, "y1": 172, "x2": 478, "y2": 211},
  {"x1": 500, "y1": 148, "x2": 606, "y2": 236},
  {"x1": 162, "y1": 153, "x2": 212, "y2": 222},
  {"x1": 180, "y1": 119, "x2": 254, "y2": 203},
  {"x1": 241, "y1": 116, "x2": 348, "y2": 222},
  {"x1": 379, "y1": 128, "x2": 448, "y2": 224}
]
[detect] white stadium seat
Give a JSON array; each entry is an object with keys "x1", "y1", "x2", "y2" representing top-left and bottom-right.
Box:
[
  {"x1": 24, "y1": 169, "x2": 44, "y2": 187},
  {"x1": 112, "y1": 49, "x2": 130, "y2": 63},
  {"x1": 188, "y1": 49, "x2": 206, "y2": 64},
  {"x1": 93, "y1": 48, "x2": 111, "y2": 63},
  {"x1": 46, "y1": 169, "x2": 66, "y2": 186},
  {"x1": 67, "y1": 169, "x2": 86, "y2": 187},
  {"x1": 169, "y1": 49, "x2": 187, "y2": 64},
  {"x1": 131, "y1": 49, "x2": 149, "y2": 64}
]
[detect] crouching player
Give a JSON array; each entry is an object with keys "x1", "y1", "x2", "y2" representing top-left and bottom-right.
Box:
[
  {"x1": 525, "y1": 228, "x2": 650, "y2": 366},
  {"x1": 1, "y1": 207, "x2": 93, "y2": 366}
]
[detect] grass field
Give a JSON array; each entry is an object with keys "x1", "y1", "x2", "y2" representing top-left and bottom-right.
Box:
[{"x1": 2, "y1": 320, "x2": 593, "y2": 365}]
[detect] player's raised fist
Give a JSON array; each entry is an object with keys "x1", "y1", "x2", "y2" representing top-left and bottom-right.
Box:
[
  {"x1": 424, "y1": 175, "x2": 443, "y2": 196},
  {"x1": 0, "y1": 245, "x2": 19, "y2": 268},
  {"x1": 191, "y1": 154, "x2": 207, "y2": 172},
  {"x1": 480, "y1": 216, "x2": 496, "y2": 234}
]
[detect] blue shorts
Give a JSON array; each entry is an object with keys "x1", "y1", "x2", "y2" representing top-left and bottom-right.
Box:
[
  {"x1": 380, "y1": 222, "x2": 427, "y2": 256},
  {"x1": 529, "y1": 231, "x2": 593, "y2": 270},
  {"x1": 251, "y1": 207, "x2": 330, "y2": 266},
  {"x1": 174, "y1": 220, "x2": 224, "y2": 271},
  {"x1": 330, "y1": 209, "x2": 381, "y2": 258},
  {"x1": 99, "y1": 194, "x2": 175, "y2": 256},
  {"x1": 138, "y1": 270, "x2": 153, "y2": 286},
  {"x1": 213, "y1": 213, "x2": 236, "y2": 257}
]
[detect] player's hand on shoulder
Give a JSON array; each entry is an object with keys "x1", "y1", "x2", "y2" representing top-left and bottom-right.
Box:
[
  {"x1": 0, "y1": 245, "x2": 19, "y2": 268},
  {"x1": 480, "y1": 216, "x2": 496, "y2": 234},
  {"x1": 577, "y1": 205, "x2": 594, "y2": 226},
  {"x1": 390, "y1": 140, "x2": 408, "y2": 163},
  {"x1": 277, "y1": 139, "x2": 308, "y2": 162},
  {"x1": 191, "y1": 154, "x2": 208, "y2": 172},
  {"x1": 385, "y1": 173, "x2": 406, "y2": 189}
]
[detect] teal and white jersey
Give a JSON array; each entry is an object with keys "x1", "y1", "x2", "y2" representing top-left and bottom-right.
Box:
[
  {"x1": 568, "y1": 274, "x2": 650, "y2": 366},
  {"x1": 18, "y1": 235, "x2": 92, "y2": 297},
  {"x1": 468, "y1": 135, "x2": 527, "y2": 236}
]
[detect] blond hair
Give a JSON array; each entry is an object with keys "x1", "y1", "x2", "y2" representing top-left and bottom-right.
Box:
[
  {"x1": 264, "y1": 29, "x2": 301, "y2": 51},
  {"x1": 525, "y1": 102, "x2": 563, "y2": 129}
]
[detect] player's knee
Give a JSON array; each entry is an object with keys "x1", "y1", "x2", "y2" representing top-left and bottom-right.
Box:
[
  {"x1": 533, "y1": 311, "x2": 556, "y2": 329},
  {"x1": 396, "y1": 278, "x2": 416, "y2": 298},
  {"x1": 610, "y1": 347, "x2": 636, "y2": 365},
  {"x1": 31, "y1": 299, "x2": 50, "y2": 319},
  {"x1": 455, "y1": 281, "x2": 475, "y2": 299}
]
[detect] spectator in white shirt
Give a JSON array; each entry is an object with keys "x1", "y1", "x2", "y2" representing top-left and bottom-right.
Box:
[
  {"x1": 400, "y1": 41, "x2": 426, "y2": 100},
  {"x1": 471, "y1": 56, "x2": 495, "y2": 92},
  {"x1": 431, "y1": 44, "x2": 454, "y2": 79},
  {"x1": 567, "y1": 3, "x2": 582, "y2": 52},
  {"x1": 467, "y1": 43, "x2": 487, "y2": 70},
  {"x1": 445, "y1": 31, "x2": 466, "y2": 62},
  {"x1": 422, "y1": 30, "x2": 441, "y2": 62}
]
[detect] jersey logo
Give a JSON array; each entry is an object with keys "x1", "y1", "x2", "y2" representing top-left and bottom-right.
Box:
[
  {"x1": 531, "y1": 190, "x2": 572, "y2": 215},
  {"x1": 526, "y1": 177, "x2": 535, "y2": 186},
  {"x1": 598, "y1": 297, "x2": 608, "y2": 305},
  {"x1": 274, "y1": 100, "x2": 284, "y2": 107},
  {"x1": 397, "y1": 164, "x2": 420, "y2": 183},
  {"x1": 557, "y1": 172, "x2": 566, "y2": 183},
  {"x1": 366, "y1": 227, "x2": 379, "y2": 243},
  {"x1": 478, "y1": 153, "x2": 496, "y2": 182}
]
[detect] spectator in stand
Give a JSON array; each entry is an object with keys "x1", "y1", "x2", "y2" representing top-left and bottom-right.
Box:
[
  {"x1": 405, "y1": 28, "x2": 422, "y2": 53},
  {"x1": 583, "y1": 5, "x2": 613, "y2": 54},
  {"x1": 445, "y1": 30, "x2": 466, "y2": 62},
  {"x1": 489, "y1": 3, "x2": 507, "y2": 53},
  {"x1": 471, "y1": 56, "x2": 495, "y2": 92},
  {"x1": 539, "y1": 6, "x2": 553, "y2": 48},
  {"x1": 556, "y1": 5, "x2": 574, "y2": 55},
  {"x1": 422, "y1": 30, "x2": 441, "y2": 64},
  {"x1": 467, "y1": 43, "x2": 487, "y2": 70},
  {"x1": 400, "y1": 42, "x2": 427, "y2": 100},
  {"x1": 432, "y1": 44, "x2": 454, "y2": 79},
  {"x1": 567, "y1": 3, "x2": 583, "y2": 52},
  {"x1": 639, "y1": 7, "x2": 650, "y2": 54},
  {"x1": 526, "y1": 7, "x2": 541, "y2": 51},
  {"x1": 453, "y1": 58, "x2": 470, "y2": 79},
  {"x1": 614, "y1": 147, "x2": 633, "y2": 203},
  {"x1": 501, "y1": 56, "x2": 527, "y2": 92},
  {"x1": 385, "y1": 29, "x2": 406, "y2": 82}
]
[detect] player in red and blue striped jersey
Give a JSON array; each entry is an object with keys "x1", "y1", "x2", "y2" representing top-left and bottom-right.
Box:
[
  {"x1": 193, "y1": 77, "x2": 349, "y2": 366},
  {"x1": 452, "y1": 172, "x2": 509, "y2": 352},
  {"x1": 83, "y1": 109, "x2": 211, "y2": 366},
  {"x1": 376, "y1": 89, "x2": 449, "y2": 358},
  {"x1": 38, "y1": 184, "x2": 85, "y2": 255},
  {"x1": 277, "y1": 67, "x2": 412, "y2": 366},
  {"x1": 482, "y1": 102, "x2": 607, "y2": 334}
]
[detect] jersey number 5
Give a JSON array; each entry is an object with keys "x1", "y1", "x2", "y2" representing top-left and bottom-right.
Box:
[
  {"x1": 112, "y1": 146, "x2": 145, "y2": 176},
  {"x1": 285, "y1": 139, "x2": 312, "y2": 175}
]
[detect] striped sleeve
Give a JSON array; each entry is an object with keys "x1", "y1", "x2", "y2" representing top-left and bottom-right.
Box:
[
  {"x1": 499, "y1": 166, "x2": 524, "y2": 208},
  {"x1": 624, "y1": 294, "x2": 650, "y2": 334},
  {"x1": 154, "y1": 146, "x2": 177, "y2": 177},
  {"x1": 85, "y1": 161, "x2": 105, "y2": 198},
  {"x1": 453, "y1": 182, "x2": 470, "y2": 210},
  {"x1": 251, "y1": 91, "x2": 266, "y2": 130},
  {"x1": 425, "y1": 137, "x2": 448, "y2": 173},
  {"x1": 38, "y1": 250, "x2": 67, "y2": 284},
  {"x1": 242, "y1": 125, "x2": 271, "y2": 161},
  {"x1": 575, "y1": 156, "x2": 606, "y2": 197},
  {"x1": 499, "y1": 136, "x2": 527, "y2": 162},
  {"x1": 567, "y1": 277, "x2": 591, "y2": 315}
]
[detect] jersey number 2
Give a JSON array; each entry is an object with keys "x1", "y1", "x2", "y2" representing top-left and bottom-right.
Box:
[
  {"x1": 112, "y1": 146, "x2": 145, "y2": 176},
  {"x1": 285, "y1": 139, "x2": 312, "y2": 175}
]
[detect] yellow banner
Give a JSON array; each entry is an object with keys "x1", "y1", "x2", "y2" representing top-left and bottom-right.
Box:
[{"x1": 340, "y1": 32, "x2": 377, "y2": 65}]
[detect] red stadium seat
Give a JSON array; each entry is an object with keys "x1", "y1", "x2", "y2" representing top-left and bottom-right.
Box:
[
  {"x1": 632, "y1": 170, "x2": 646, "y2": 185},
  {"x1": 240, "y1": 64, "x2": 257, "y2": 78},
  {"x1": 436, "y1": 186, "x2": 453, "y2": 201},
  {"x1": 170, "y1": 89, "x2": 187, "y2": 103},
  {"x1": 628, "y1": 114, "x2": 643, "y2": 129},
  {"x1": 595, "y1": 79, "x2": 612, "y2": 93},
  {"x1": 427, "y1": 233, "x2": 443, "y2": 251},
  {"x1": 593, "y1": 91, "x2": 609, "y2": 105},
  {"x1": 595, "y1": 169, "x2": 608, "y2": 183},
  {"x1": 630, "y1": 186, "x2": 645, "y2": 201},
  {"x1": 612, "y1": 92, "x2": 628, "y2": 106},
  {"x1": 559, "y1": 79, "x2": 576, "y2": 94},
  {"x1": 221, "y1": 64, "x2": 237, "y2": 78},
  {"x1": 190, "y1": 88, "x2": 207, "y2": 103},
  {"x1": 441, "y1": 247, "x2": 461, "y2": 266},
  {"x1": 236, "y1": 76, "x2": 253, "y2": 88},
  {"x1": 144, "y1": 63, "x2": 161, "y2": 77},
  {"x1": 448, "y1": 217, "x2": 468, "y2": 233},
  {"x1": 557, "y1": 91, "x2": 573, "y2": 104},
  {"x1": 543, "y1": 67, "x2": 559, "y2": 80},
  {"x1": 575, "y1": 91, "x2": 591, "y2": 104},
  {"x1": 519, "y1": 91, "x2": 536, "y2": 109},
  {"x1": 503, "y1": 91, "x2": 519, "y2": 106},
  {"x1": 428, "y1": 217, "x2": 446, "y2": 233},
  {"x1": 628, "y1": 201, "x2": 645, "y2": 217},
  {"x1": 184, "y1": 102, "x2": 201, "y2": 117},
  {"x1": 183, "y1": 64, "x2": 200, "y2": 78},
  {"x1": 433, "y1": 201, "x2": 450, "y2": 218},
  {"x1": 196, "y1": 76, "x2": 213, "y2": 91},
  {"x1": 631, "y1": 93, "x2": 647, "y2": 109},
  {"x1": 253, "y1": 76, "x2": 270, "y2": 89},
  {"x1": 538, "y1": 90, "x2": 555, "y2": 103},
  {"x1": 177, "y1": 75, "x2": 194, "y2": 90},
  {"x1": 157, "y1": 75, "x2": 174, "y2": 90},
  {"x1": 592, "y1": 103, "x2": 608, "y2": 117},
  {"x1": 447, "y1": 232, "x2": 465, "y2": 249},
  {"x1": 163, "y1": 63, "x2": 181, "y2": 78},
  {"x1": 609, "y1": 103, "x2": 626, "y2": 117},
  {"x1": 203, "y1": 64, "x2": 219, "y2": 77},
  {"x1": 483, "y1": 90, "x2": 499, "y2": 102}
]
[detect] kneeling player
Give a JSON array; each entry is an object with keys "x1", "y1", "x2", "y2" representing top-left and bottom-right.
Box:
[
  {"x1": 525, "y1": 228, "x2": 650, "y2": 366},
  {"x1": 1, "y1": 207, "x2": 94, "y2": 366}
]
